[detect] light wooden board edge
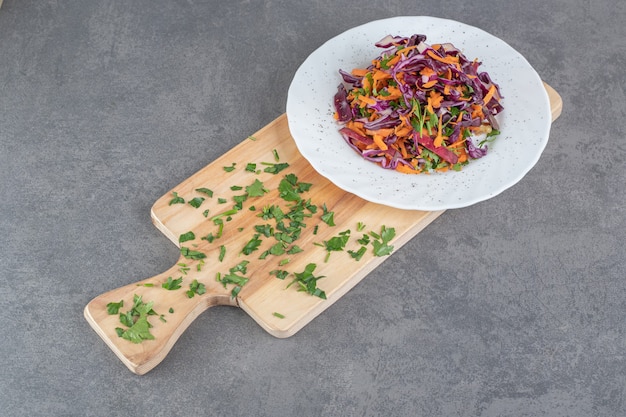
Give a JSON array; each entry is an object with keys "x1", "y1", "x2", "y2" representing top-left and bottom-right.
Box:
[{"x1": 544, "y1": 82, "x2": 563, "y2": 122}]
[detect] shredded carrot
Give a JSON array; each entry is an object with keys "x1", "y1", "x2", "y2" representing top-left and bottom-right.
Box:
[
  {"x1": 358, "y1": 95, "x2": 376, "y2": 107},
  {"x1": 419, "y1": 67, "x2": 436, "y2": 78},
  {"x1": 351, "y1": 68, "x2": 369, "y2": 77},
  {"x1": 372, "y1": 135, "x2": 388, "y2": 150},
  {"x1": 426, "y1": 49, "x2": 459, "y2": 65},
  {"x1": 482, "y1": 84, "x2": 497, "y2": 105},
  {"x1": 396, "y1": 164, "x2": 420, "y2": 174},
  {"x1": 429, "y1": 91, "x2": 444, "y2": 109},
  {"x1": 366, "y1": 128, "x2": 394, "y2": 137},
  {"x1": 433, "y1": 115, "x2": 444, "y2": 147},
  {"x1": 470, "y1": 104, "x2": 484, "y2": 119}
]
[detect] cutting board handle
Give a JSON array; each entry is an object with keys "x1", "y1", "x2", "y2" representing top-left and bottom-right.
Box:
[{"x1": 84, "y1": 258, "x2": 236, "y2": 375}]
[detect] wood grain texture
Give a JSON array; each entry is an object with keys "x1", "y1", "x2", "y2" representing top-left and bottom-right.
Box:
[{"x1": 85, "y1": 83, "x2": 562, "y2": 374}]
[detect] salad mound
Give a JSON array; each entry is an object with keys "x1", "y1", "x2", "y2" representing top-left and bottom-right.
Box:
[{"x1": 333, "y1": 34, "x2": 504, "y2": 174}]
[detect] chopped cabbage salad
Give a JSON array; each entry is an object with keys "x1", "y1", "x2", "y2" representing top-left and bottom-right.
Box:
[{"x1": 333, "y1": 34, "x2": 504, "y2": 174}]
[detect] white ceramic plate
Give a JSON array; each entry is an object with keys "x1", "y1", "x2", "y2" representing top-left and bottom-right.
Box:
[{"x1": 286, "y1": 16, "x2": 551, "y2": 211}]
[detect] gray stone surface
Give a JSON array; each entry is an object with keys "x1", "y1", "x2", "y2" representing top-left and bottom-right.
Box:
[{"x1": 1, "y1": 1, "x2": 625, "y2": 416}]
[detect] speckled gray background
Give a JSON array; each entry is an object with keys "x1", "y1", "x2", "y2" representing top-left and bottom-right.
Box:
[{"x1": 1, "y1": 1, "x2": 624, "y2": 416}]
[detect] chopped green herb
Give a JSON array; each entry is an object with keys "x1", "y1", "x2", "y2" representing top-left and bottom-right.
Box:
[
  {"x1": 287, "y1": 245, "x2": 303, "y2": 254},
  {"x1": 245, "y1": 163, "x2": 257, "y2": 172},
  {"x1": 246, "y1": 179, "x2": 268, "y2": 197},
  {"x1": 254, "y1": 224, "x2": 274, "y2": 237},
  {"x1": 272, "y1": 149, "x2": 280, "y2": 161},
  {"x1": 217, "y1": 197, "x2": 227, "y2": 204},
  {"x1": 179, "y1": 231, "x2": 195, "y2": 243},
  {"x1": 177, "y1": 262, "x2": 190, "y2": 275},
  {"x1": 348, "y1": 246, "x2": 367, "y2": 261},
  {"x1": 186, "y1": 279, "x2": 206, "y2": 298},
  {"x1": 169, "y1": 192, "x2": 185, "y2": 205},
  {"x1": 247, "y1": 136, "x2": 257, "y2": 141},
  {"x1": 223, "y1": 163, "x2": 236, "y2": 172},
  {"x1": 211, "y1": 208, "x2": 239, "y2": 222},
  {"x1": 259, "y1": 242, "x2": 287, "y2": 259},
  {"x1": 270, "y1": 269, "x2": 289, "y2": 280},
  {"x1": 232, "y1": 194, "x2": 248, "y2": 210},
  {"x1": 202, "y1": 209, "x2": 210, "y2": 217},
  {"x1": 273, "y1": 312, "x2": 285, "y2": 319},
  {"x1": 106, "y1": 300, "x2": 124, "y2": 315},
  {"x1": 217, "y1": 261, "x2": 250, "y2": 298},
  {"x1": 201, "y1": 233, "x2": 216, "y2": 243},
  {"x1": 263, "y1": 162, "x2": 290, "y2": 174},
  {"x1": 169, "y1": 307, "x2": 174, "y2": 314},
  {"x1": 230, "y1": 185, "x2": 243, "y2": 191},
  {"x1": 317, "y1": 229, "x2": 351, "y2": 262},
  {"x1": 136, "y1": 283, "x2": 155, "y2": 287},
  {"x1": 241, "y1": 234, "x2": 262, "y2": 255},
  {"x1": 357, "y1": 221, "x2": 366, "y2": 232},
  {"x1": 195, "y1": 188, "x2": 214, "y2": 197},
  {"x1": 321, "y1": 203, "x2": 335, "y2": 226},
  {"x1": 370, "y1": 225, "x2": 396, "y2": 257},
  {"x1": 180, "y1": 246, "x2": 206, "y2": 260},
  {"x1": 114, "y1": 294, "x2": 158, "y2": 344},
  {"x1": 162, "y1": 276, "x2": 183, "y2": 290},
  {"x1": 219, "y1": 245, "x2": 226, "y2": 262},
  {"x1": 357, "y1": 234, "x2": 371, "y2": 245},
  {"x1": 213, "y1": 219, "x2": 224, "y2": 238},
  {"x1": 278, "y1": 174, "x2": 312, "y2": 202},
  {"x1": 188, "y1": 197, "x2": 205, "y2": 208},
  {"x1": 287, "y1": 263, "x2": 327, "y2": 299}
]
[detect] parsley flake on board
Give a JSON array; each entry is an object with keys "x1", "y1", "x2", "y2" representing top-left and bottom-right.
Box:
[
  {"x1": 168, "y1": 192, "x2": 185, "y2": 205},
  {"x1": 316, "y1": 229, "x2": 351, "y2": 262},
  {"x1": 246, "y1": 179, "x2": 269, "y2": 197},
  {"x1": 241, "y1": 234, "x2": 263, "y2": 255},
  {"x1": 217, "y1": 261, "x2": 250, "y2": 298},
  {"x1": 320, "y1": 203, "x2": 335, "y2": 226},
  {"x1": 286, "y1": 263, "x2": 326, "y2": 299},
  {"x1": 186, "y1": 279, "x2": 206, "y2": 298},
  {"x1": 195, "y1": 187, "x2": 214, "y2": 197},
  {"x1": 370, "y1": 225, "x2": 396, "y2": 257},
  {"x1": 262, "y1": 162, "x2": 289, "y2": 174},
  {"x1": 106, "y1": 300, "x2": 124, "y2": 315},
  {"x1": 113, "y1": 294, "x2": 159, "y2": 344},
  {"x1": 162, "y1": 276, "x2": 183, "y2": 290},
  {"x1": 179, "y1": 231, "x2": 195, "y2": 243},
  {"x1": 270, "y1": 269, "x2": 289, "y2": 280},
  {"x1": 348, "y1": 246, "x2": 367, "y2": 261},
  {"x1": 188, "y1": 197, "x2": 205, "y2": 208},
  {"x1": 180, "y1": 247, "x2": 207, "y2": 260}
]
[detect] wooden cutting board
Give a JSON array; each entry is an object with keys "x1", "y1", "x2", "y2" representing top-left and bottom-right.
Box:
[{"x1": 85, "y1": 83, "x2": 562, "y2": 375}]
